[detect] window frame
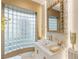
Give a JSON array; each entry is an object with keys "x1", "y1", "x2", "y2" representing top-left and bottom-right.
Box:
[{"x1": 4, "y1": 5, "x2": 37, "y2": 54}]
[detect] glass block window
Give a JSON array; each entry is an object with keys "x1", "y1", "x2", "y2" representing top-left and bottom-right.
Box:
[
  {"x1": 48, "y1": 16, "x2": 58, "y2": 31},
  {"x1": 4, "y1": 5, "x2": 36, "y2": 54}
]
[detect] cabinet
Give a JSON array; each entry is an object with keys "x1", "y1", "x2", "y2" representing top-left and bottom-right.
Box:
[
  {"x1": 68, "y1": 48, "x2": 78, "y2": 59},
  {"x1": 34, "y1": 44, "x2": 66, "y2": 59},
  {"x1": 34, "y1": 47, "x2": 44, "y2": 59}
]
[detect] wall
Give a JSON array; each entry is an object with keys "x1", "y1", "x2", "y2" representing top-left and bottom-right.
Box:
[
  {"x1": 73, "y1": 0, "x2": 78, "y2": 51},
  {"x1": 2, "y1": 0, "x2": 39, "y2": 12},
  {"x1": 36, "y1": 5, "x2": 43, "y2": 39},
  {"x1": 64, "y1": 0, "x2": 78, "y2": 51},
  {"x1": 68, "y1": 0, "x2": 78, "y2": 50},
  {"x1": 47, "y1": 32, "x2": 65, "y2": 41}
]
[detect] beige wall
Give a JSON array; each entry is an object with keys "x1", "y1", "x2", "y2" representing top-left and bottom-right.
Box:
[
  {"x1": 72, "y1": 0, "x2": 78, "y2": 50},
  {"x1": 36, "y1": 5, "x2": 43, "y2": 39},
  {"x1": 41, "y1": 1, "x2": 48, "y2": 39},
  {"x1": 67, "y1": 0, "x2": 78, "y2": 50},
  {"x1": 2, "y1": 0, "x2": 39, "y2": 12}
]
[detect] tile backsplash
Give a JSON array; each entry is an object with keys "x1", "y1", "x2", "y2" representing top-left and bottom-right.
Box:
[{"x1": 47, "y1": 32, "x2": 65, "y2": 41}]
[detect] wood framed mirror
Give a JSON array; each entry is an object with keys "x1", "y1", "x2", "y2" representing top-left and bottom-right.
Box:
[{"x1": 47, "y1": 0, "x2": 64, "y2": 33}]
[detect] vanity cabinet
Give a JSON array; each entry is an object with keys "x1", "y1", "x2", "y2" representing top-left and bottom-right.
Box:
[
  {"x1": 34, "y1": 46, "x2": 44, "y2": 59},
  {"x1": 34, "y1": 42, "x2": 66, "y2": 59},
  {"x1": 68, "y1": 48, "x2": 78, "y2": 59},
  {"x1": 35, "y1": 47, "x2": 48, "y2": 59}
]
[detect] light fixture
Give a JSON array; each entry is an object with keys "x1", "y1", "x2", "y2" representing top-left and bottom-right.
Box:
[
  {"x1": 1, "y1": 16, "x2": 11, "y2": 32},
  {"x1": 70, "y1": 32, "x2": 76, "y2": 50}
]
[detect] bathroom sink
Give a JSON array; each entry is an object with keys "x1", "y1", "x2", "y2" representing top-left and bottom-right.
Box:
[
  {"x1": 46, "y1": 45, "x2": 61, "y2": 53},
  {"x1": 38, "y1": 40, "x2": 61, "y2": 53},
  {"x1": 35, "y1": 40, "x2": 66, "y2": 59},
  {"x1": 38, "y1": 40, "x2": 57, "y2": 46}
]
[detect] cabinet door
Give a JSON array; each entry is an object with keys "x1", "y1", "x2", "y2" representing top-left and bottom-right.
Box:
[
  {"x1": 34, "y1": 48, "x2": 39, "y2": 59},
  {"x1": 35, "y1": 47, "x2": 47, "y2": 59}
]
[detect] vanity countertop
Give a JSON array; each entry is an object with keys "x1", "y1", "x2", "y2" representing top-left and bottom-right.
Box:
[{"x1": 34, "y1": 40, "x2": 65, "y2": 56}]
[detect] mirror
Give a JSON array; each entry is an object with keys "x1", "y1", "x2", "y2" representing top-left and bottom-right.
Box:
[{"x1": 47, "y1": 0, "x2": 64, "y2": 33}]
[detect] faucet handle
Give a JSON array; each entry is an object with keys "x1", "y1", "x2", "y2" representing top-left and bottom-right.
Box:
[
  {"x1": 48, "y1": 35, "x2": 51, "y2": 41},
  {"x1": 57, "y1": 40, "x2": 64, "y2": 46}
]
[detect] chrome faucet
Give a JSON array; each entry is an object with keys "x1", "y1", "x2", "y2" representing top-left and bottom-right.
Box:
[{"x1": 48, "y1": 35, "x2": 52, "y2": 41}]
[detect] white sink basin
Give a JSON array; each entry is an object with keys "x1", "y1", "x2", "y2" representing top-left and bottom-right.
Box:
[
  {"x1": 35, "y1": 40, "x2": 66, "y2": 59},
  {"x1": 38, "y1": 40, "x2": 57, "y2": 46},
  {"x1": 36, "y1": 40, "x2": 61, "y2": 53},
  {"x1": 46, "y1": 45, "x2": 61, "y2": 53}
]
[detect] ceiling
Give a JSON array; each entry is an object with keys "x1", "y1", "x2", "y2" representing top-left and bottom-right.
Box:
[
  {"x1": 32, "y1": 0, "x2": 54, "y2": 7},
  {"x1": 32, "y1": 0, "x2": 46, "y2": 5},
  {"x1": 32, "y1": 0, "x2": 60, "y2": 11}
]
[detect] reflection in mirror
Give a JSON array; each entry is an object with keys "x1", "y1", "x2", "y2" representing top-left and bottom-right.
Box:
[
  {"x1": 48, "y1": 16, "x2": 58, "y2": 32},
  {"x1": 52, "y1": 3, "x2": 60, "y2": 12}
]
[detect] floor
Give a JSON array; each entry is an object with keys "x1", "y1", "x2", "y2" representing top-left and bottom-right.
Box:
[{"x1": 6, "y1": 52, "x2": 34, "y2": 59}]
